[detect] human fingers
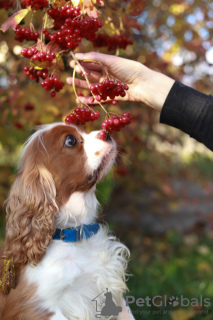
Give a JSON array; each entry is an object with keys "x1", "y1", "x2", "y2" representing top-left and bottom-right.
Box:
[
  {"x1": 66, "y1": 77, "x2": 89, "y2": 89},
  {"x1": 81, "y1": 61, "x2": 103, "y2": 71},
  {"x1": 77, "y1": 94, "x2": 128, "y2": 105},
  {"x1": 76, "y1": 96, "x2": 96, "y2": 104},
  {"x1": 69, "y1": 60, "x2": 102, "y2": 83}
]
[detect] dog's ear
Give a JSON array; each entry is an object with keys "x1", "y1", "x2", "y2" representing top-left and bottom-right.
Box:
[{"x1": 4, "y1": 163, "x2": 58, "y2": 266}]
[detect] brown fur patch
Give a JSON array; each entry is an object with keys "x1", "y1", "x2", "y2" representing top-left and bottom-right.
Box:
[{"x1": 0, "y1": 265, "x2": 53, "y2": 320}]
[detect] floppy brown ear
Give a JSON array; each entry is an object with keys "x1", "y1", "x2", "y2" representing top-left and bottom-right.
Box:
[{"x1": 4, "y1": 163, "x2": 58, "y2": 266}]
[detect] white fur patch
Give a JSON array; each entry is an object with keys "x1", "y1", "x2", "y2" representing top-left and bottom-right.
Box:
[
  {"x1": 56, "y1": 187, "x2": 99, "y2": 228},
  {"x1": 82, "y1": 130, "x2": 116, "y2": 173},
  {"x1": 25, "y1": 226, "x2": 129, "y2": 320}
]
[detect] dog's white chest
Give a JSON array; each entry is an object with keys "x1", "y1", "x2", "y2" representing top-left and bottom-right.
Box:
[{"x1": 25, "y1": 227, "x2": 128, "y2": 320}]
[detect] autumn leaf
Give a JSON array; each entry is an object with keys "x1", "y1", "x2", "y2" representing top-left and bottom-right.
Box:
[
  {"x1": 51, "y1": 0, "x2": 66, "y2": 7},
  {"x1": 56, "y1": 54, "x2": 64, "y2": 70},
  {"x1": 94, "y1": 0, "x2": 104, "y2": 5},
  {"x1": 19, "y1": 10, "x2": 33, "y2": 28},
  {"x1": 30, "y1": 60, "x2": 55, "y2": 70},
  {"x1": 104, "y1": 19, "x2": 119, "y2": 36},
  {"x1": 46, "y1": 41, "x2": 61, "y2": 53},
  {"x1": 45, "y1": 15, "x2": 55, "y2": 29},
  {"x1": 35, "y1": 39, "x2": 60, "y2": 54},
  {"x1": 35, "y1": 39, "x2": 45, "y2": 51},
  {"x1": 71, "y1": 0, "x2": 81, "y2": 6},
  {"x1": 1, "y1": 9, "x2": 30, "y2": 32},
  {"x1": 79, "y1": 0, "x2": 103, "y2": 18}
]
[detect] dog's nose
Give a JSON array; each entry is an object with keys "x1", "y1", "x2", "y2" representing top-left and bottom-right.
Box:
[{"x1": 106, "y1": 131, "x2": 112, "y2": 142}]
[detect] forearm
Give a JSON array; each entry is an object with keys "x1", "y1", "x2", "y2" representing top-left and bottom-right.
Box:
[
  {"x1": 160, "y1": 81, "x2": 213, "y2": 151},
  {"x1": 138, "y1": 65, "x2": 213, "y2": 151},
  {"x1": 138, "y1": 66, "x2": 175, "y2": 112}
]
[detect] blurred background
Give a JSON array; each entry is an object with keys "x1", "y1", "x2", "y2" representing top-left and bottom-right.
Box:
[{"x1": 1, "y1": 0, "x2": 213, "y2": 319}]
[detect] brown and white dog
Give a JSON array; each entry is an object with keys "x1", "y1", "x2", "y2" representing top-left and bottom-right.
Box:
[{"x1": 0, "y1": 123, "x2": 135, "y2": 320}]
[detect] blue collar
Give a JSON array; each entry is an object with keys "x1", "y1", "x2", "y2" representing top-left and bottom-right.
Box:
[{"x1": 52, "y1": 222, "x2": 100, "y2": 242}]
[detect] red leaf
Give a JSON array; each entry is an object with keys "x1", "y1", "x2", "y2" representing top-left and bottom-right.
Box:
[
  {"x1": 46, "y1": 41, "x2": 61, "y2": 53},
  {"x1": 1, "y1": 9, "x2": 30, "y2": 32}
]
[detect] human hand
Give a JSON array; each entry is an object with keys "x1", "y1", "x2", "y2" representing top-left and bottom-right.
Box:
[
  {"x1": 67, "y1": 51, "x2": 147, "y2": 104},
  {"x1": 67, "y1": 51, "x2": 175, "y2": 112}
]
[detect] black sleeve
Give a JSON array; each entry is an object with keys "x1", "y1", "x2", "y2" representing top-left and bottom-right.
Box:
[{"x1": 160, "y1": 81, "x2": 213, "y2": 151}]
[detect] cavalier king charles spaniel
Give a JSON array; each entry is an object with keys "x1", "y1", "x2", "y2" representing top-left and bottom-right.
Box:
[{"x1": 0, "y1": 123, "x2": 135, "y2": 320}]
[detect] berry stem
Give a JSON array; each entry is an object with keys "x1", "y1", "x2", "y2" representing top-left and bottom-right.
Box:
[
  {"x1": 72, "y1": 67, "x2": 81, "y2": 103},
  {"x1": 82, "y1": 0, "x2": 85, "y2": 14},
  {"x1": 41, "y1": 10, "x2": 48, "y2": 43},
  {"x1": 70, "y1": 51, "x2": 108, "y2": 114}
]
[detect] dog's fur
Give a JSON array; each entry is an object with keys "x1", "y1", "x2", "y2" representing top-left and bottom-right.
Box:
[{"x1": 0, "y1": 123, "x2": 135, "y2": 320}]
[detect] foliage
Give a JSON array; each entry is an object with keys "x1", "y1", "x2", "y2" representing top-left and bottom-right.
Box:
[
  {"x1": 126, "y1": 230, "x2": 213, "y2": 320},
  {"x1": 1, "y1": 0, "x2": 213, "y2": 192}
]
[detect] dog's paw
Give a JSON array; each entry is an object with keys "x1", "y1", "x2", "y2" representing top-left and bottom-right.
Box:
[{"x1": 168, "y1": 296, "x2": 179, "y2": 307}]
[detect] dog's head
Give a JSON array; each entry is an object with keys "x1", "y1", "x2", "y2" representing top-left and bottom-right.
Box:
[{"x1": 4, "y1": 123, "x2": 116, "y2": 265}]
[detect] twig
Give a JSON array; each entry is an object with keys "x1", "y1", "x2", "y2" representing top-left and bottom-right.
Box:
[
  {"x1": 72, "y1": 68, "x2": 81, "y2": 105},
  {"x1": 41, "y1": 10, "x2": 48, "y2": 43},
  {"x1": 70, "y1": 51, "x2": 108, "y2": 114}
]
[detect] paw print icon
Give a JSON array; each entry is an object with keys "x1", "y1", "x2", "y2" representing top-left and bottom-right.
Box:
[{"x1": 168, "y1": 296, "x2": 179, "y2": 307}]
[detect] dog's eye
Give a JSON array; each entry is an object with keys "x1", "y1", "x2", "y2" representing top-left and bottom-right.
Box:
[{"x1": 64, "y1": 135, "x2": 77, "y2": 147}]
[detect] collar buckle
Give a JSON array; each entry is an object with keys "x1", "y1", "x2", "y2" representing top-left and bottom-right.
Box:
[
  {"x1": 59, "y1": 229, "x2": 66, "y2": 240},
  {"x1": 75, "y1": 226, "x2": 83, "y2": 241}
]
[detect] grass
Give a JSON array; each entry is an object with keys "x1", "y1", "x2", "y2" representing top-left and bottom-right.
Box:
[{"x1": 125, "y1": 230, "x2": 213, "y2": 320}]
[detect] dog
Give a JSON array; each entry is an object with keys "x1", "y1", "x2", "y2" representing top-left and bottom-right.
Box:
[{"x1": 0, "y1": 123, "x2": 135, "y2": 320}]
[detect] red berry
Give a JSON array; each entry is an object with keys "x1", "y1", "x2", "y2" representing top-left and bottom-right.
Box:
[
  {"x1": 96, "y1": 95, "x2": 101, "y2": 102},
  {"x1": 113, "y1": 119, "x2": 120, "y2": 126},
  {"x1": 98, "y1": 130, "x2": 107, "y2": 141}
]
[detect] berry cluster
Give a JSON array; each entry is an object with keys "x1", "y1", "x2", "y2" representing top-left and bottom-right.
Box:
[
  {"x1": 47, "y1": 5, "x2": 81, "y2": 29},
  {"x1": 0, "y1": 1, "x2": 14, "y2": 10},
  {"x1": 21, "y1": 47, "x2": 38, "y2": 58},
  {"x1": 65, "y1": 108, "x2": 100, "y2": 125},
  {"x1": 21, "y1": 0, "x2": 48, "y2": 10},
  {"x1": 41, "y1": 76, "x2": 65, "y2": 97},
  {"x1": 21, "y1": 47, "x2": 56, "y2": 62},
  {"x1": 80, "y1": 17, "x2": 104, "y2": 41},
  {"x1": 24, "y1": 66, "x2": 48, "y2": 82},
  {"x1": 44, "y1": 10, "x2": 103, "y2": 50},
  {"x1": 90, "y1": 80, "x2": 129, "y2": 102},
  {"x1": 15, "y1": 26, "x2": 39, "y2": 42},
  {"x1": 43, "y1": 24, "x2": 81, "y2": 51},
  {"x1": 93, "y1": 34, "x2": 133, "y2": 51},
  {"x1": 99, "y1": 112, "x2": 132, "y2": 140}
]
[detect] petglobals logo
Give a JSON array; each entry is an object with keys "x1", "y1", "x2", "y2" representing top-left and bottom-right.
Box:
[{"x1": 125, "y1": 295, "x2": 211, "y2": 308}]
